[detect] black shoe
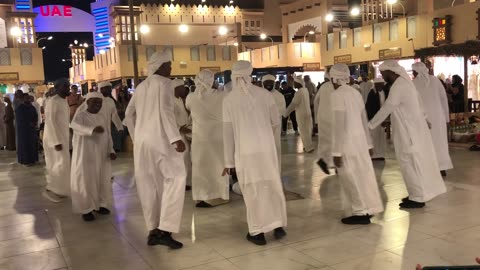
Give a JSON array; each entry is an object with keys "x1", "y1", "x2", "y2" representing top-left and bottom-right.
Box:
[
  {"x1": 317, "y1": 159, "x2": 330, "y2": 175},
  {"x1": 185, "y1": 185, "x2": 192, "y2": 191},
  {"x1": 94, "y1": 207, "x2": 110, "y2": 215},
  {"x1": 341, "y1": 215, "x2": 371, "y2": 225},
  {"x1": 441, "y1": 170, "x2": 447, "y2": 177},
  {"x1": 274, "y1": 227, "x2": 287, "y2": 240},
  {"x1": 246, "y1": 233, "x2": 266, "y2": 246},
  {"x1": 148, "y1": 230, "x2": 183, "y2": 249},
  {"x1": 196, "y1": 201, "x2": 213, "y2": 208},
  {"x1": 402, "y1": 196, "x2": 409, "y2": 202},
  {"x1": 372, "y1": 158, "x2": 386, "y2": 161},
  {"x1": 82, "y1": 212, "x2": 95, "y2": 222},
  {"x1": 399, "y1": 199, "x2": 425, "y2": 209}
]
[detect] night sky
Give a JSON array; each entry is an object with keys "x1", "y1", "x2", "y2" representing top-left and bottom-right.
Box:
[{"x1": 33, "y1": 0, "x2": 95, "y2": 82}]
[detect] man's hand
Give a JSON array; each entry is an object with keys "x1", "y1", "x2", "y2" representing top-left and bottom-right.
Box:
[
  {"x1": 54, "y1": 144, "x2": 63, "y2": 151},
  {"x1": 333, "y1": 156, "x2": 343, "y2": 168},
  {"x1": 180, "y1": 126, "x2": 192, "y2": 134},
  {"x1": 110, "y1": 153, "x2": 117, "y2": 160},
  {"x1": 222, "y1": 168, "x2": 235, "y2": 176},
  {"x1": 173, "y1": 140, "x2": 186, "y2": 153},
  {"x1": 93, "y1": 126, "x2": 105, "y2": 133}
]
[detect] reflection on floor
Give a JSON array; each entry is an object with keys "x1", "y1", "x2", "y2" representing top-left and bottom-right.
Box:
[{"x1": 0, "y1": 135, "x2": 479, "y2": 270}]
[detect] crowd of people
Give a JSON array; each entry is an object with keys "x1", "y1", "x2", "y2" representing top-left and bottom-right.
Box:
[{"x1": 0, "y1": 52, "x2": 455, "y2": 252}]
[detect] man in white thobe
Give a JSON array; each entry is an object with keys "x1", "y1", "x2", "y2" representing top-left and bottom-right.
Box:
[
  {"x1": 262, "y1": 74, "x2": 286, "y2": 172},
  {"x1": 412, "y1": 62, "x2": 453, "y2": 176},
  {"x1": 43, "y1": 78, "x2": 71, "y2": 203},
  {"x1": 70, "y1": 92, "x2": 116, "y2": 222},
  {"x1": 173, "y1": 79, "x2": 192, "y2": 190},
  {"x1": 330, "y1": 64, "x2": 384, "y2": 225},
  {"x1": 186, "y1": 69, "x2": 229, "y2": 208},
  {"x1": 223, "y1": 61, "x2": 287, "y2": 246},
  {"x1": 359, "y1": 75, "x2": 373, "y2": 104},
  {"x1": 124, "y1": 51, "x2": 186, "y2": 249},
  {"x1": 316, "y1": 72, "x2": 336, "y2": 174},
  {"x1": 369, "y1": 60, "x2": 446, "y2": 208},
  {"x1": 284, "y1": 75, "x2": 314, "y2": 153},
  {"x1": 365, "y1": 78, "x2": 387, "y2": 160}
]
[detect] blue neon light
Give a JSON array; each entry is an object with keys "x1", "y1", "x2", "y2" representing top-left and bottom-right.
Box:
[
  {"x1": 96, "y1": 42, "x2": 111, "y2": 47},
  {"x1": 95, "y1": 14, "x2": 108, "y2": 20},
  {"x1": 92, "y1": 7, "x2": 107, "y2": 14},
  {"x1": 16, "y1": 5, "x2": 30, "y2": 9},
  {"x1": 95, "y1": 21, "x2": 108, "y2": 27},
  {"x1": 16, "y1": 0, "x2": 30, "y2": 2},
  {"x1": 95, "y1": 37, "x2": 110, "y2": 41}
]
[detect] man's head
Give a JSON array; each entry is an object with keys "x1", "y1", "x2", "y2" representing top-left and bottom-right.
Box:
[
  {"x1": 452, "y1": 75, "x2": 462, "y2": 85},
  {"x1": 412, "y1": 62, "x2": 429, "y2": 80},
  {"x1": 28, "y1": 94, "x2": 35, "y2": 103},
  {"x1": 54, "y1": 78, "x2": 71, "y2": 98},
  {"x1": 293, "y1": 75, "x2": 304, "y2": 89},
  {"x1": 71, "y1": 85, "x2": 79, "y2": 95},
  {"x1": 379, "y1": 60, "x2": 404, "y2": 85},
  {"x1": 23, "y1": 93, "x2": 32, "y2": 104},
  {"x1": 224, "y1": 70, "x2": 232, "y2": 85},
  {"x1": 262, "y1": 74, "x2": 276, "y2": 91},
  {"x1": 329, "y1": 64, "x2": 351, "y2": 89},
  {"x1": 281, "y1": 81, "x2": 288, "y2": 89},
  {"x1": 361, "y1": 73, "x2": 368, "y2": 82},
  {"x1": 274, "y1": 81, "x2": 280, "y2": 90},
  {"x1": 85, "y1": 92, "x2": 103, "y2": 114},
  {"x1": 349, "y1": 77, "x2": 356, "y2": 85},
  {"x1": 172, "y1": 79, "x2": 187, "y2": 99},
  {"x1": 194, "y1": 69, "x2": 215, "y2": 95},
  {"x1": 148, "y1": 50, "x2": 173, "y2": 77},
  {"x1": 98, "y1": 81, "x2": 113, "y2": 97},
  {"x1": 373, "y1": 78, "x2": 385, "y2": 91},
  {"x1": 14, "y1": 90, "x2": 23, "y2": 98},
  {"x1": 304, "y1": 75, "x2": 311, "y2": 84}
]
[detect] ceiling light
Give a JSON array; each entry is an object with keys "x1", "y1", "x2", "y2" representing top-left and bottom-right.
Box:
[
  {"x1": 140, "y1": 25, "x2": 150, "y2": 34},
  {"x1": 325, "y1": 13, "x2": 334, "y2": 22},
  {"x1": 47, "y1": 36, "x2": 53, "y2": 40},
  {"x1": 219, "y1": 26, "x2": 228, "y2": 36},
  {"x1": 179, "y1": 24, "x2": 189, "y2": 33},
  {"x1": 233, "y1": 42, "x2": 239, "y2": 46},
  {"x1": 84, "y1": 43, "x2": 89, "y2": 48},
  {"x1": 74, "y1": 40, "x2": 78, "y2": 45},
  {"x1": 10, "y1": 26, "x2": 21, "y2": 37},
  {"x1": 350, "y1": 7, "x2": 360, "y2": 16},
  {"x1": 260, "y1": 33, "x2": 267, "y2": 40},
  {"x1": 309, "y1": 30, "x2": 315, "y2": 35},
  {"x1": 99, "y1": 49, "x2": 106, "y2": 54},
  {"x1": 387, "y1": 0, "x2": 398, "y2": 4},
  {"x1": 42, "y1": 46, "x2": 46, "y2": 50}
]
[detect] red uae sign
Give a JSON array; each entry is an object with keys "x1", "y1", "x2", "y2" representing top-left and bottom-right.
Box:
[{"x1": 39, "y1": 5, "x2": 73, "y2": 17}]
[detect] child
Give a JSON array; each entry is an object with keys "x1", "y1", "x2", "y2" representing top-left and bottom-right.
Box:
[{"x1": 70, "y1": 92, "x2": 116, "y2": 222}]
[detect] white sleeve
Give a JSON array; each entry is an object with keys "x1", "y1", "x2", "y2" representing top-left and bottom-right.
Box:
[
  {"x1": 222, "y1": 100, "x2": 235, "y2": 168},
  {"x1": 159, "y1": 80, "x2": 183, "y2": 144},
  {"x1": 285, "y1": 91, "x2": 301, "y2": 116},
  {"x1": 313, "y1": 92, "x2": 321, "y2": 124},
  {"x1": 436, "y1": 79, "x2": 450, "y2": 122},
  {"x1": 124, "y1": 94, "x2": 136, "y2": 141},
  {"x1": 361, "y1": 109, "x2": 373, "y2": 149},
  {"x1": 110, "y1": 101, "x2": 124, "y2": 131},
  {"x1": 368, "y1": 82, "x2": 403, "y2": 129},
  {"x1": 331, "y1": 93, "x2": 346, "y2": 157},
  {"x1": 70, "y1": 112, "x2": 95, "y2": 136},
  {"x1": 45, "y1": 100, "x2": 62, "y2": 145}
]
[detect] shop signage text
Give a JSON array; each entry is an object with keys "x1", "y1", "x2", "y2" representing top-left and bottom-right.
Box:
[
  {"x1": 334, "y1": 54, "x2": 352, "y2": 64},
  {"x1": 39, "y1": 5, "x2": 73, "y2": 17},
  {"x1": 379, "y1": 48, "x2": 402, "y2": 60},
  {"x1": 303, "y1": 63, "x2": 321, "y2": 71},
  {"x1": 0, "y1": 73, "x2": 19, "y2": 81}
]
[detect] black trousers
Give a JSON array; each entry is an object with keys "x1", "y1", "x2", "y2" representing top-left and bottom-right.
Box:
[{"x1": 282, "y1": 111, "x2": 298, "y2": 132}]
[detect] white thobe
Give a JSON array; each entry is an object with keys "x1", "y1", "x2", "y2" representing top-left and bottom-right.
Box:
[
  {"x1": 186, "y1": 90, "x2": 229, "y2": 201},
  {"x1": 70, "y1": 110, "x2": 114, "y2": 214},
  {"x1": 270, "y1": 89, "x2": 286, "y2": 171},
  {"x1": 174, "y1": 97, "x2": 192, "y2": 186},
  {"x1": 359, "y1": 81, "x2": 373, "y2": 103},
  {"x1": 332, "y1": 85, "x2": 384, "y2": 216},
  {"x1": 316, "y1": 81, "x2": 335, "y2": 167},
  {"x1": 369, "y1": 89, "x2": 387, "y2": 159},
  {"x1": 124, "y1": 74, "x2": 186, "y2": 233},
  {"x1": 285, "y1": 87, "x2": 314, "y2": 152},
  {"x1": 32, "y1": 101, "x2": 41, "y2": 128},
  {"x1": 43, "y1": 95, "x2": 71, "y2": 196},
  {"x1": 223, "y1": 84, "x2": 287, "y2": 235},
  {"x1": 369, "y1": 77, "x2": 446, "y2": 202},
  {"x1": 413, "y1": 75, "x2": 453, "y2": 171},
  {"x1": 0, "y1": 100, "x2": 5, "y2": 147}
]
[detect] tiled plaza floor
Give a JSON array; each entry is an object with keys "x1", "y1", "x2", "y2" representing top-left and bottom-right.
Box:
[{"x1": 0, "y1": 135, "x2": 479, "y2": 270}]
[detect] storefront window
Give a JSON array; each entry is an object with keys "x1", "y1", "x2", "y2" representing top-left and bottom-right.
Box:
[
  {"x1": 389, "y1": 20, "x2": 399, "y2": 41},
  {"x1": 353, "y1": 28, "x2": 361, "y2": 47},
  {"x1": 190, "y1": 46, "x2": 200, "y2": 61},
  {"x1": 327, "y1": 33, "x2": 334, "y2": 51},
  {"x1": 207, "y1": 46, "x2": 216, "y2": 61},
  {"x1": 340, "y1": 30, "x2": 347, "y2": 49},
  {"x1": 374, "y1": 24, "x2": 382, "y2": 43},
  {"x1": 407, "y1": 16, "x2": 416, "y2": 38}
]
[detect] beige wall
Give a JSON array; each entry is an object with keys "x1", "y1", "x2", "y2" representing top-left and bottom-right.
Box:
[
  {"x1": 321, "y1": 1, "x2": 480, "y2": 66},
  {"x1": 0, "y1": 48, "x2": 44, "y2": 83},
  {"x1": 89, "y1": 44, "x2": 238, "y2": 82},
  {"x1": 69, "y1": 61, "x2": 95, "y2": 84}
]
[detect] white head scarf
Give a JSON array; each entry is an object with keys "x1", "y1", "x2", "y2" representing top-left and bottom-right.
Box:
[
  {"x1": 172, "y1": 79, "x2": 185, "y2": 89},
  {"x1": 379, "y1": 60, "x2": 411, "y2": 82},
  {"x1": 373, "y1": 78, "x2": 385, "y2": 84},
  {"x1": 293, "y1": 75, "x2": 305, "y2": 87},
  {"x1": 194, "y1": 69, "x2": 215, "y2": 98},
  {"x1": 232, "y1": 61, "x2": 254, "y2": 96},
  {"x1": 261, "y1": 74, "x2": 276, "y2": 83},
  {"x1": 329, "y1": 63, "x2": 351, "y2": 85},
  {"x1": 148, "y1": 50, "x2": 172, "y2": 76},
  {"x1": 97, "y1": 81, "x2": 112, "y2": 89},
  {"x1": 86, "y1": 91, "x2": 104, "y2": 101},
  {"x1": 412, "y1": 62, "x2": 430, "y2": 87}
]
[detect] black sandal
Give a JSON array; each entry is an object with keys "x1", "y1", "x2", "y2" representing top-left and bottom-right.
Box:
[{"x1": 469, "y1": 145, "x2": 480, "y2": 151}]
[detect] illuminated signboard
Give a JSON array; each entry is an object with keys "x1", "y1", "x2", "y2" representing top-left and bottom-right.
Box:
[
  {"x1": 33, "y1": 5, "x2": 95, "y2": 33},
  {"x1": 432, "y1": 16, "x2": 452, "y2": 46}
]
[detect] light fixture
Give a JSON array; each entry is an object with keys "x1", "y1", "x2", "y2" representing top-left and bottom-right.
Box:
[
  {"x1": 140, "y1": 25, "x2": 150, "y2": 34},
  {"x1": 233, "y1": 42, "x2": 239, "y2": 47},
  {"x1": 218, "y1": 26, "x2": 228, "y2": 36},
  {"x1": 74, "y1": 40, "x2": 78, "y2": 45},
  {"x1": 260, "y1": 33, "x2": 267, "y2": 40},
  {"x1": 179, "y1": 24, "x2": 189, "y2": 33},
  {"x1": 47, "y1": 36, "x2": 53, "y2": 40},
  {"x1": 387, "y1": 0, "x2": 397, "y2": 4},
  {"x1": 79, "y1": 44, "x2": 83, "y2": 47},
  {"x1": 10, "y1": 26, "x2": 22, "y2": 37},
  {"x1": 84, "y1": 43, "x2": 89, "y2": 48},
  {"x1": 42, "y1": 46, "x2": 46, "y2": 50},
  {"x1": 325, "y1": 13, "x2": 334, "y2": 22},
  {"x1": 201, "y1": 0, "x2": 206, "y2": 2},
  {"x1": 62, "y1": 59, "x2": 66, "y2": 62},
  {"x1": 98, "y1": 33, "x2": 104, "y2": 38},
  {"x1": 308, "y1": 30, "x2": 315, "y2": 35},
  {"x1": 350, "y1": 7, "x2": 360, "y2": 16},
  {"x1": 99, "y1": 49, "x2": 106, "y2": 54},
  {"x1": 304, "y1": 31, "x2": 316, "y2": 42},
  {"x1": 69, "y1": 44, "x2": 73, "y2": 47},
  {"x1": 229, "y1": 0, "x2": 233, "y2": 4}
]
